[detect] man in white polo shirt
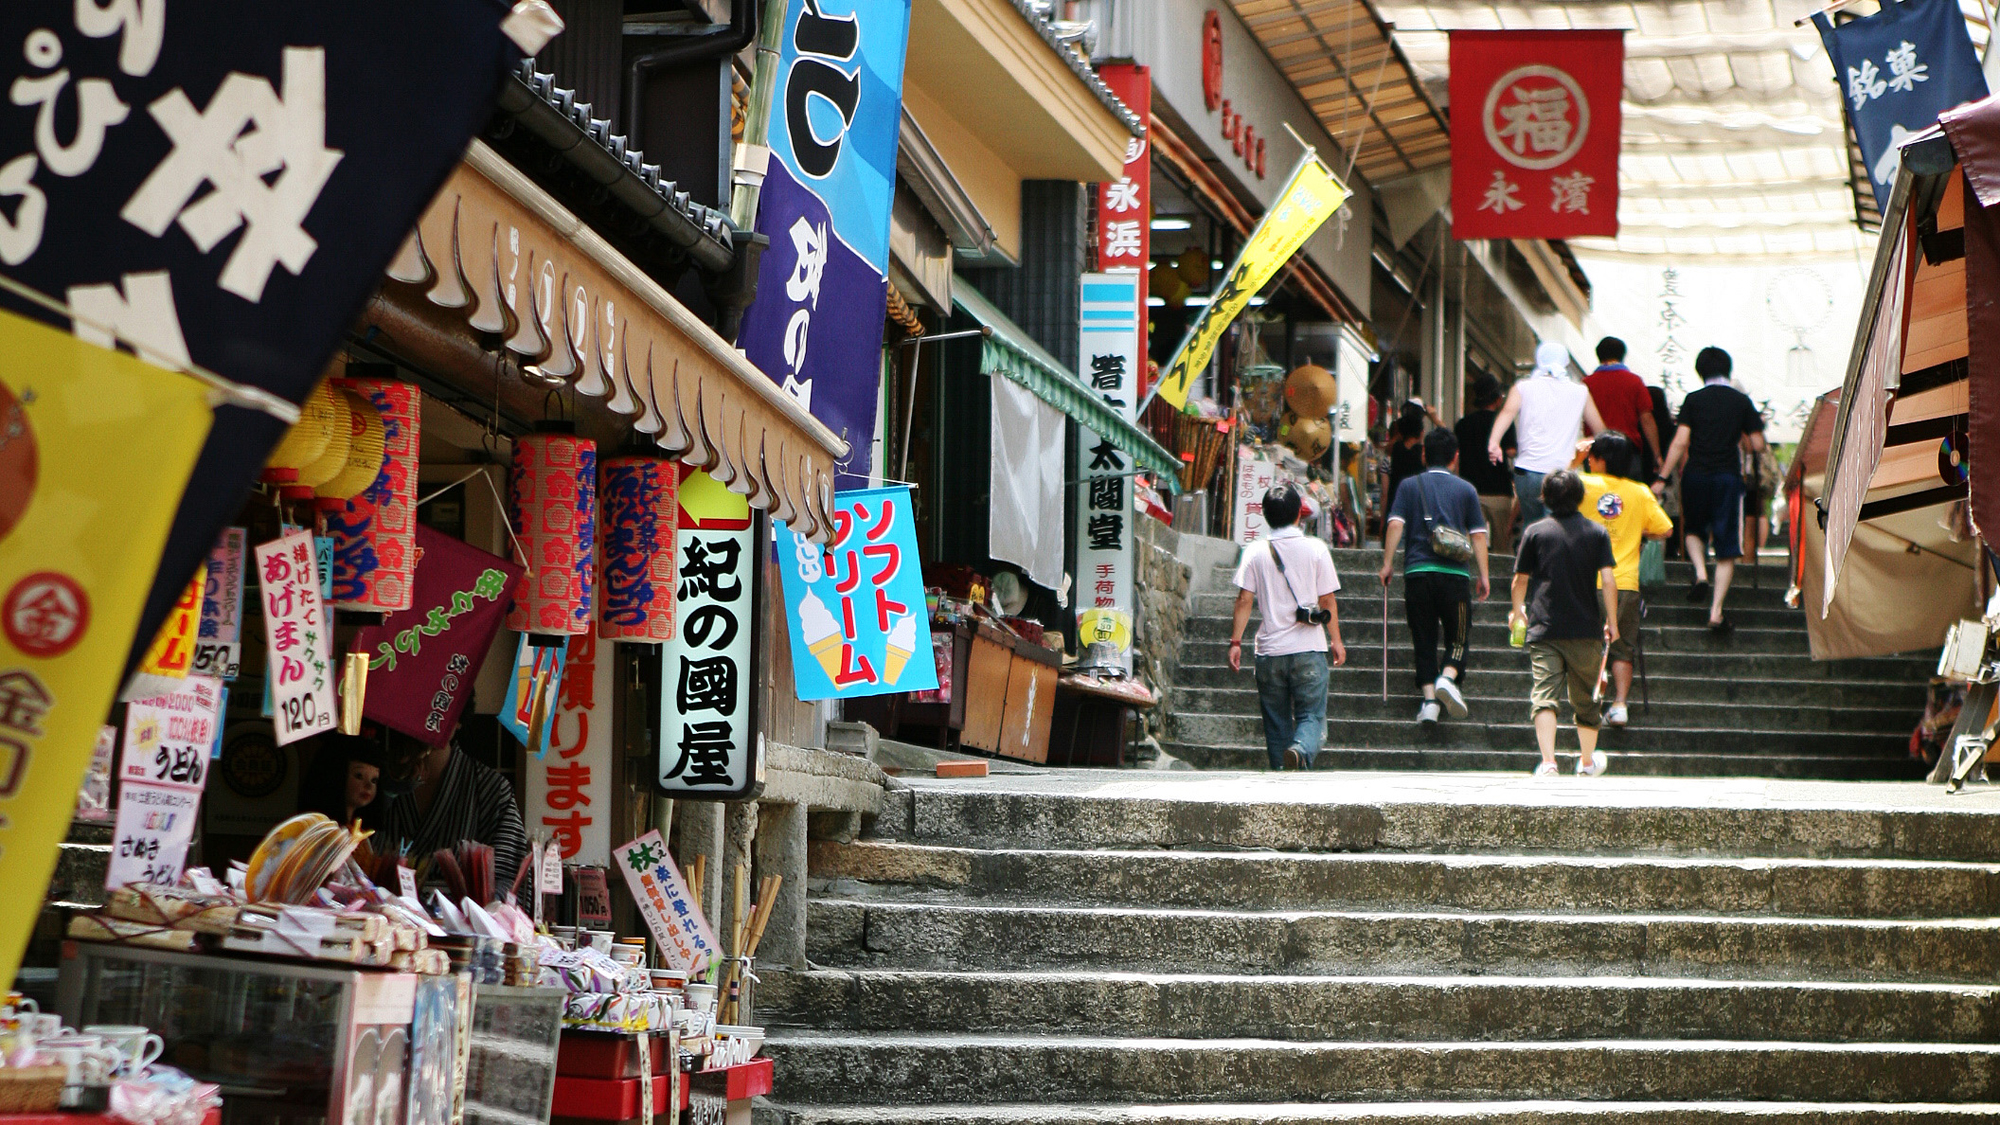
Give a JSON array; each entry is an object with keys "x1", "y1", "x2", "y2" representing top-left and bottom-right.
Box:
[{"x1": 1228, "y1": 484, "x2": 1347, "y2": 770}]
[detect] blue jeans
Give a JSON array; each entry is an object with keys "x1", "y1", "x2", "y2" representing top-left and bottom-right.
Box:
[
  {"x1": 1514, "y1": 469, "x2": 1547, "y2": 527},
  {"x1": 1254, "y1": 651, "x2": 1329, "y2": 769}
]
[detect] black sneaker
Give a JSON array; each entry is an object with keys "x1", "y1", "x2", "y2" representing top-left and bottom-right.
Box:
[{"x1": 1687, "y1": 580, "x2": 1711, "y2": 603}]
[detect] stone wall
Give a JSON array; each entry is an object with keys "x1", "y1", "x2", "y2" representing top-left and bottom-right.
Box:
[{"x1": 1133, "y1": 516, "x2": 1194, "y2": 756}]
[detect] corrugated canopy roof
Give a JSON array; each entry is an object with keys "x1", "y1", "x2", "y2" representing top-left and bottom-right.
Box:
[
  {"x1": 1223, "y1": 0, "x2": 1454, "y2": 182},
  {"x1": 1369, "y1": 0, "x2": 1990, "y2": 258}
]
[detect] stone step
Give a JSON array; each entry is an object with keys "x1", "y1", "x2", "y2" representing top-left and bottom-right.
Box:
[
  {"x1": 807, "y1": 840, "x2": 2000, "y2": 918},
  {"x1": 1188, "y1": 616, "x2": 1814, "y2": 653},
  {"x1": 1169, "y1": 664, "x2": 1928, "y2": 706},
  {"x1": 1178, "y1": 639, "x2": 1917, "y2": 672},
  {"x1": 1162, "y1": 718, "x2": 1909, "y2": 759},
  {"x1": 762, "y1": 1103, "x2": 2000, "y2": 1125},
  {"x1": 878, "y1": 778, "x2": 2000, "y2": 860},
  {"x1": 806, "y1": 899, "x2": 2000, "y2": 983},
  {"x1": 1158, "y1": 744, "x2": 1929, "y2": 780},
  {"x1": 1171, "y1": 686, "x2": 1914, "y2": 732},
  {"x1": 763, "y1": 1032, "x2": 2000, "y2": 1105},
  {"x1": 1191, "y1": 592, "x2": 1813, "y2": 628},
  {"x1": 757, "y1": 967, "x2": 2000, "y2": 1043}
]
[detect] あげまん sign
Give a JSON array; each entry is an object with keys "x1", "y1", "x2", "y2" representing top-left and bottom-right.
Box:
[
  {"x1": 255, "y1": 529, "x2": 335, "y2": 745},
  {"x1": 1449, "y1": 30, "x2": 1623, "y2": 240},
  {"x1": 777, "y1": 485, "x2": 937, "y2": 702}
]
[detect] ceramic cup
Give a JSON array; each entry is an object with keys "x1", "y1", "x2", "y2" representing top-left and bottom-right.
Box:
[
  {"x1": 41, "y1": 1036, "x2": 117, "y2": 1085},
  {"x1": 584, "y1": 930, "x2": 615, "y2": 953},
  {"x1": 85, "y1": 1025, "x2": 163, "y2": 1074}
]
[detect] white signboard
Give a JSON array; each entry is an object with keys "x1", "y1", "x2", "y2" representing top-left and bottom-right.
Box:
[
  {"x1": 526, "y1": 630, "x2": 611, "y2": 866},
  {"x1": 612, "y1": 830, "x2": 719, "y2": 975},
  {"x1": 1334, "y1": 326, "x2": 1372, "y2": 444},
  {"x1": 1232, "y1": 450, "x2": 1280, "y2": 545},
  {"x1": 254, "y1": 529, "x2": 336, "y2": 744},
  {"x1": 109, "y1": 676, "x2": 221, "y2": 890},
  {"x1": 192, "y1": 528, "x2": 247, "y2": 680},
  {"x1": 658, "y1": 470, "x2": 759, "y2": 798},
  {"x1": 1073, "y1": 273, "x2": 1143, "y2": 669}
]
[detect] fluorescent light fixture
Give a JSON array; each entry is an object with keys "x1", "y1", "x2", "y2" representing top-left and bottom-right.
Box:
[
  {"x1": 1248, "y1": 296, "x2": 1266, "y2": 306},
  {"x1": 1147, "y1": 297, "x2": 1165, "y2": 306},
  {"x1": 1151, "y1": 217, "x2": 1193, "y2": 231}
]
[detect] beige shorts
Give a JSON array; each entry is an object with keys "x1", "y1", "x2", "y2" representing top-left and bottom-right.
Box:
[{"x1": 1528, "y1": 638, "x2": 1604, "y2": 729}]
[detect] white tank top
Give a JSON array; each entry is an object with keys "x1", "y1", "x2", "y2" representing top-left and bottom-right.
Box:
[{"x1": 1513, "y1": 375, "x2": 1589, "y2": 473}]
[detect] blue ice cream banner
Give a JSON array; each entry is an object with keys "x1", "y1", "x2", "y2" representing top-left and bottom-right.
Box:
[
  {"x1": 777, "y1": 486, "x2": 937, "y2": 701},
  {"x1": 738, "y1": 0, "x2": 912, "y2": 479}
]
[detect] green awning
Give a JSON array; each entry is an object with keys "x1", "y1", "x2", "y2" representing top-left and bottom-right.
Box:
[{"x1": 954, "y1": 285, "x2": 1182, "y2": 491}]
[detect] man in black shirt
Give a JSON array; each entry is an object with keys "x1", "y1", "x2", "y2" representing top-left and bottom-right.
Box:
[
  {"x1": 1511, "y1": 471, "x2": 1619, "y2": 778},
  {"x1": 1454, "y1": 375, "x2": 1517, "y2": 549},
  {"x1": 1655, "y1": 347, "x2": 1767, "y2": 632}
]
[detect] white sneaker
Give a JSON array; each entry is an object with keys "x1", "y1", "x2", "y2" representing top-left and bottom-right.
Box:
[
  {"x1": 1417, "y1": 700, "x2": 1441, "y2": 729},
  {"x1": 1533, "y1": 761, "x2": 1560, "y2": 778},
  {"x1": 1576, "y1": 752, "x2": 1612, "y2": 777},
  {"x1": 1605, "y1": 703, "x2": 1629, "y2": 727},
  {"x1": 1434, "y1": 676, "x2": 1468, "y2": 719}
]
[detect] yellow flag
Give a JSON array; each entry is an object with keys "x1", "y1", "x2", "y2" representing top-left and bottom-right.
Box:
[
  {"x1": 0, "y1": 307, "x2": 212, "y2": 983},
  {"x1": 1154, "y1": 153, "x2": 1350, "y2": 410}
]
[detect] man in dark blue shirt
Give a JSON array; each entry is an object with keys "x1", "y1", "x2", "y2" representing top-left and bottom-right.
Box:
[{"x1": 1378, "y1": 428, "x2": 1490, "y2": 730}]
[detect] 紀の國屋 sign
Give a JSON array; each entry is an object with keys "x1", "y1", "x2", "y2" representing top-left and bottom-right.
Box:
[{"x1": 1449, "y1": 30, "x2": 1623, "y2": 240}]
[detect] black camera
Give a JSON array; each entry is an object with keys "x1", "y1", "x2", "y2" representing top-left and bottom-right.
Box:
[{"x1": 1294, "y1": 605, "x2": 1332, "y2": 626}]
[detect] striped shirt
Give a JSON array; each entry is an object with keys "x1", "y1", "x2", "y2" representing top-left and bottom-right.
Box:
[{"x1": 378, "y1": 748, "x2": 529, "y2": 892}]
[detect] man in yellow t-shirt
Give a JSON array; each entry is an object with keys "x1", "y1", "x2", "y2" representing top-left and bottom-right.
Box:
[{"x1": 1578, "y1": 430, "x2": 1673, "y2": 727}]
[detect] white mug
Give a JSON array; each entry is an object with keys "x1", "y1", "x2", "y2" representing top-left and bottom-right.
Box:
[
  {"x1": 85, "y1": 1025, "x2": 163, "y2": 1074},
  {"x1": 42, "y1": 1039, "x2": 118, "y2": 1085}
]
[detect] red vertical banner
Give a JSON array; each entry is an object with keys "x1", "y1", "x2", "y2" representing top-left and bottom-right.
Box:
[
  {"x1": 1097, "y1": 64, "x2": 1152, "y2": 389},
  {"x1": 1449, "y1": 31, "x2": 1623, "y2": 240}
]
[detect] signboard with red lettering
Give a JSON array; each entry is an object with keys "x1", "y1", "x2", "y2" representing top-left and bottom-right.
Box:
[
  {"x1": 776, "y1": 486, "x2": 936, "y2": 701},
  {"x1": 1096, "y1": 64, "x2": 1152, "y2": 399},
  {"x1": 255, "y1": 530, "x2": 335, "y2": 745},
  {"x1": 351, "y1": 525, "x2": 522, "y2": 746},
  {"x1": 192, "y1": 529, "x2": 246, "y2": 680},
  {"x1": 328, "y1": 378, "x2": 421, "y2": 612},
  {"x1": 612, "y1": 830, "x2": 717, "y2": 975},
  {"x1": 1449, "y1": 30, "x2": 1623, "y2": 240},
  {"x1": 138, "y1": 564, "x2": 207, "y2": 679},
  {"x1": 526, "y1": 630, "x2": 610, "y2": 866}
]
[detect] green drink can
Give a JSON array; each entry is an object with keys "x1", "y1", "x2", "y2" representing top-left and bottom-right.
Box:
[{"x1": 1509, "y1": 618, "x2": 1527, "y2": 647}]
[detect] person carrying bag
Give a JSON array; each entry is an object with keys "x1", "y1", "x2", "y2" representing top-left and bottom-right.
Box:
[{"x1": 1378, "y1": 429, "x2": 1491, "y2": 730}]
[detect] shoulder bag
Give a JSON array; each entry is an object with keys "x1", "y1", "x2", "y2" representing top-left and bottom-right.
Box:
[{"x1": 1416, "y1": 473, "x2": 1475, "y2": 564}]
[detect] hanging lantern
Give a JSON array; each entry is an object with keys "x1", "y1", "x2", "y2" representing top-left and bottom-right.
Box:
[
  {"x1": 324, "y1": 375, "x2": 420, "y2": 612},
  {"x1": 597, "y1": 456, "x2": 679, "y2": 642},
  {"x1": 508, "y1": 422, "x2": 598, "y2": 637},
  {"x1": 264, "y1": 381, "x2": 341, "y2": 498}
]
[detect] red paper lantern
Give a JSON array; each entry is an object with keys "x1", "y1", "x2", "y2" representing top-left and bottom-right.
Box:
[
  {"x1": 324, "y1": 377, "x2": 419, "y2": 612},
  {"x1": 508, "y1": 423, "x2": 598, "y2": 635},
  {"x1": 598, "y1": 457, "x2": 679, "y2": 642}
]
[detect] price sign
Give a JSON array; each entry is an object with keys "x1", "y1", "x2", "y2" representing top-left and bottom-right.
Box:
[
  {"x1": 107, "y1": 781, "x2": 202, "y2": 890},
  {"x1": 688, "y1": 1094, "x2": 726, "y2": 1125},
  {"x1": 256, "y1": 529, "x2": 336, "y2": 745},
  {"x1": 575, "y1": 866, "x2": 612, "y2": 926},
  {"x1": 398, "y1": 864, "x2": 419, "y2": 900},
  {"x1": 538, "y1": 842, "x2": 563, "y2": 895},
  {"x1": 120, "y1": 677, "x2": 223, "y2": 792}
]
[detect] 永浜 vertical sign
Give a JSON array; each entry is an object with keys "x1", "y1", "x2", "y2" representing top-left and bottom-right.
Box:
[
  {"x1": 1073, "y1": 275, "x2": 1142, "y2": 670},
  {"x1": 738, "y1": 0, "x2": 912, "y2": 475}
]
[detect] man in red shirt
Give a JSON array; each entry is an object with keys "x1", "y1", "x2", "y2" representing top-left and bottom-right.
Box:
[{"x1": 1584, "y1": 337, "x2": 1662, "y2": 478}]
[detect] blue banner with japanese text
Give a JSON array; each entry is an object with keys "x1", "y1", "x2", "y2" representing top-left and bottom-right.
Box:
[
  {"x1": 1816, "y1": 0, "x2": 1987, "y2": 210},
  {"x1": 777, "y1": 486, "x2": 936, "y2": 701},
  {"x1": 738, "y1": 0, "x2": 912, "y2": 480}
]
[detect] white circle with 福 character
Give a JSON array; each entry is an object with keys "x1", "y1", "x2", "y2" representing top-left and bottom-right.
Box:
[{"x1": 1483, "y1": 64, "x2": 1590, "y2": 170}]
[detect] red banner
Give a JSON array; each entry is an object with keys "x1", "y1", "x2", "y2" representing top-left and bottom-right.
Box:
[
  {"x1": 1449, "y1": 30, "x2": 1623, "y2": 240},
  {"x1": 1096, "y1": 64, "x2": 1151, "y2": 388}
]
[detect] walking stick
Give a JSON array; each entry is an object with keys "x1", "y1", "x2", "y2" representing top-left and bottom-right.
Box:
[
  {"x1": 1380, "y1": 581, "x2": 1389, "y2": 703},
  {"x1": 1636, "y1": 597, "x2": 1651, "y2": 713},
  {"x1": 1592, "y1": 641, "x2": 1611, "y2": 704}
]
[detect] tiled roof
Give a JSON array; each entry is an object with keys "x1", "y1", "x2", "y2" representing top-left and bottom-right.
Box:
[
  {"x1": 499, "y1": 59, "x2": 737, "y2": 273},
  {"x1": 1009, "y1": 0, "x2": 1144, "y2": 136}
]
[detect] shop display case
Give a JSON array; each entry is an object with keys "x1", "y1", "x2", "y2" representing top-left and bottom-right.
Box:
[
  {"x1": 57, "y1": 943, "x2": 417, "y2": 1125},
  {"x1": 461, "y1": 984, "x2": 562, "y2": 1125}
]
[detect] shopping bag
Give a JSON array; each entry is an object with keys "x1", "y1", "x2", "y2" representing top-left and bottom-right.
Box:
[{"x1": 1639, "y1": 538, "x2": 1667, "y2": 588}]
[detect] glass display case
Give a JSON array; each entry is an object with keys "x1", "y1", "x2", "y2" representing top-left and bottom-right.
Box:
[
  {"x1": 57, "y1": 943, "x2": 418, "y2": 1125},
  {"x1": 460, "y1": 984, "x2": 560, "y2": 1125}
]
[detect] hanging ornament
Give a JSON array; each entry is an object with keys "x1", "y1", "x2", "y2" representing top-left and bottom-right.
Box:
[
  {"x1": 264, "y1": 381, "x2": 341, "y2": 497},
  {"x1": 597, "y1": 456, "x2": 679, "y2": 642},
  {"x1": 507, "y1": 422, "x2": 598, "y2": 637},
  {"x1": 324, "y1": 374, "x2": 421, "y2": 612}
]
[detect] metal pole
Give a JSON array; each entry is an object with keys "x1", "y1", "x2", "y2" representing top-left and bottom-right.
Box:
[
  {"x1": 1380, "y1": 582, "x2": 1389, "y2": 703},
  {"x1": 728, "y1": 0, "x2": 791, "y2": 231},
  {"x1": 895, "y1": 339, "x2": 922, "y2": 484}
]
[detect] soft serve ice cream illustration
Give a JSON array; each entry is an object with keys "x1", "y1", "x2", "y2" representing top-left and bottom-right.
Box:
[
  {"x1": 884, "y1": 612, "x2": 919, "y2": 683},
  {"x1": 799, "y1": 591, "x2": 842, "y2": 679}
]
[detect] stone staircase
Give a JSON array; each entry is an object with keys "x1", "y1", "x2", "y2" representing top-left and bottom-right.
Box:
[
  {"x1": 757, "y1": 773, "x2": 2000, "y2": 1123},
  {"x1": 1165, "y1": 547, "x2": 1933, "y2": 779}
]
